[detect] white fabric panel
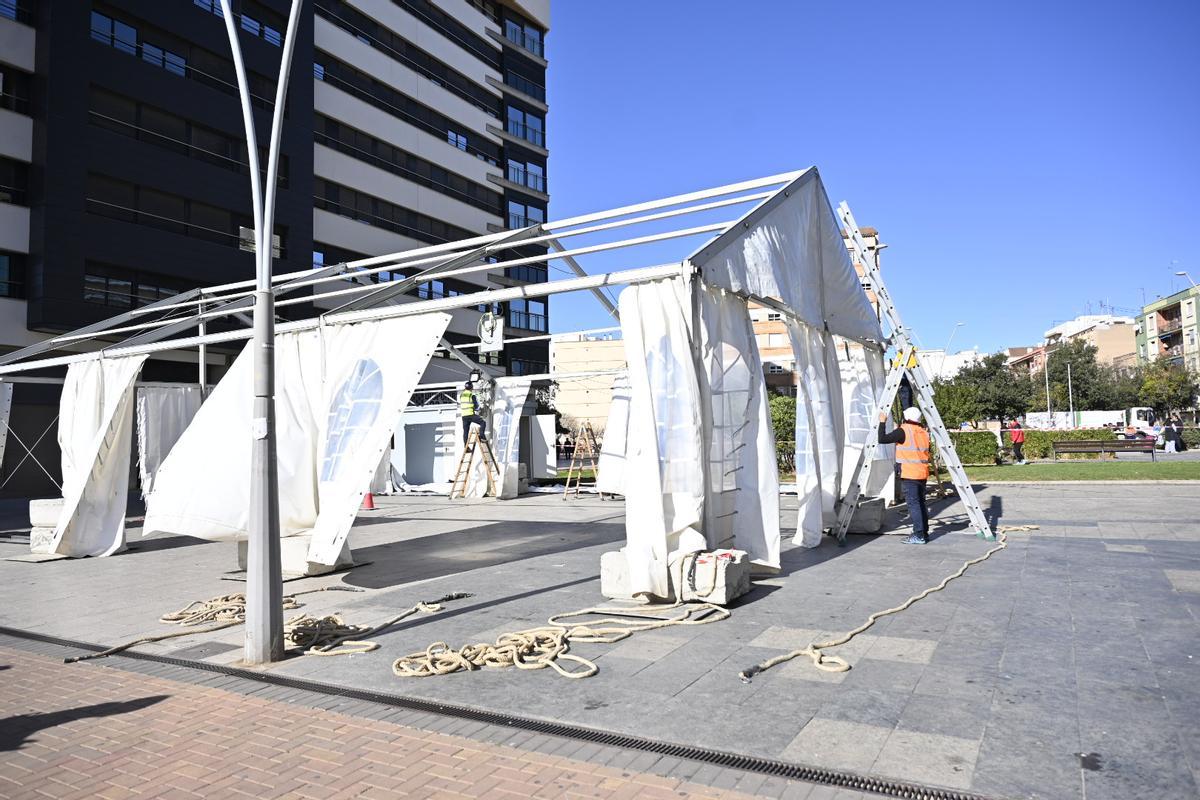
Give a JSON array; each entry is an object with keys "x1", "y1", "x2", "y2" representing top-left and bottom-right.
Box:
[
  {"x1": 52, "y1": 356, "x2": 147, "y2": 557},
  {"x1": 837, "y1": 342, "x2": 874, "y2": 497},
  {"x1": 691, "y1": 171, "x2": 882, "y2": 344},
  {"x1": 391, "y1": 405, "x2": 459, "y2": 491},
  {"x1": 788, "y1": 323, "x2": 840, "y2": 521},
  {"x1": 309, "y1": 314, "x2": 449, "y2": 564},
  {"x1": 595, "y1": 375, "x2": 630, "y2": 496},
  {"x1": 863, "y1": 346, "x2": 895, "y2": 496},
  {"x1": 145, "y1": 315, "x2": 450, "y2": 559},
  {"x1": 619, "y1": 276, "x2": 706, "y2": 598},
  {"x1": 144, "y1": 337, "x2": 320, "y2": 542},
  {"x1": 489, "y1": 377, "x2": 532, "y2": 499},
  {"x1": 698, "y1": 286, "x2": 780, "y2": 570},
  {"x1": 136, "y1": 386, "x2": 203, "y2": 496},
  {"x1": 785, "y1": 322, "x2": 823, "y2": 547},
  {"x1": 530, "y1": 414, "x2": 557, "y2": 480}
]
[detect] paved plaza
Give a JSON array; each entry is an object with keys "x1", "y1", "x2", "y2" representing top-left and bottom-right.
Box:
[{"x1": 1, "y1": 482, "x2": 1198, "y2": 799}]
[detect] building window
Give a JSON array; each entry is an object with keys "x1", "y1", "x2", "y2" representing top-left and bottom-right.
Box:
[
  {"x1": 0, "y1": 157, "x2": 29, "y2": 206},
  {"x1": 0, "y1": 65, "x2": 32, "y2": 115},
  {"x1": 766, "y1": 363, "x2": 787, "y2": 375},
  {"x1": 508, "y1": 298, "x2": 547, "y2": 332},
  {"x1": 507, "y1": 264, "x2": 547, "y2": 284},
  {"x1": 505, "y1": 106, "x2": 544, "y2": 147},
  {"x1": 503, "y1": 18, "x2": 543, "y2": 57},
  {"x1": 507, "y1": 200, "x2": 545, "y2": 229},
  {"x1": 504, "y1": 71, "x2": 545, "y2": 102},
  {"x1": 509, "y1": 358, "x2": 548, "y2": 376},
  {"x1": 314, "y1": 179, "x2": 477, "y2": 245},
  {"x1": 91, "y1": 11, "x2": 138, "y2": 55},
  {"x1": 0, "y1": 251, "x2": 24, "y2": 298},
  {"x1": 240, "y1": 14, "x2": 261, "y2": 37},
  {"x1": 447, "y1": 130, "x2": 467, "y2": 151},
  {"x1": 314, "y1": 62, "x2": 325, "y2": 80},
  {"x1": 84, "y1": 263, "x2": 186, "y2": 309},
  {"x1": 506, "y1": 159, "x2": 545, "y2": 193}
]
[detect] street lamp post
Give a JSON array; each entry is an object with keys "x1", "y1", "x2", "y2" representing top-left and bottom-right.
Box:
[
  {"x1": 218, "y1": 0, "x2": 305, "y2": 665},
  {"x1": 1176, "y1": 270, "x2": 1196, "y2": 288},
  {"x1": 938, "y1": 322, "x2": 964, "y2": 379}
]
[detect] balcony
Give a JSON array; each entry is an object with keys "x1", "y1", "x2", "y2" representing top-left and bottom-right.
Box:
[{"x1": 1158, "y1": 319, "x2": 1183, "y2": 336}]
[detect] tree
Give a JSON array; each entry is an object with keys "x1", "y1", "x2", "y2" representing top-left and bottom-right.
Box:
[
  {"x1": 1045, "y1": 340, "x2": 1111, "y2": 409},
  {"x1": 1139, "y1": 359, "x2": 1199, "y2": 417},
  {"x1": 955, "y1": 352, "x2": 1031, "y2": 420},
  {"x1": 769, "y1": 392, "x2": 796, "y2": 442},
  {"x1": 932, "y1": 378, "x2": 980, "y2": 428}
]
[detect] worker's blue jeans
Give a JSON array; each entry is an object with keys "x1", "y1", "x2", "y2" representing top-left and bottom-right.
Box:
[
  {"x1": 900, "y1": 478, "x2": 929, "y2": 539},
  {"x1": 462, "y1": 415, "x2": 486, "y2": 443}
]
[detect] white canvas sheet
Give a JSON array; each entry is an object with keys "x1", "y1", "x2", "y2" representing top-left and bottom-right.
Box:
[
  {"x1": 136, "y1": 385, "x2": 203, "y2": 496},
  {"x1": 596, "y1": 374, "x2": 631, "y2": 496},
  {"x1": 488, "y1": 377, "x2": 532, "y2": 499},
  {"x1": 837, "y1": 342, "x2": 893, "y2": 498},
  {"x1": 619, "y1": 276, "x2": 707, "y2": 598},
  {"x1": 787, "y1": 320, "x2": 841, "y2": 526},
  {"x1": 145, "y1": 315, "x2": 449, "y2": 564},
  {"x1": 691, "y1": 171, "x2": 883, "y2": 344},
  {"x1": 698, "y1": 286, "x2": 779, "y2": 570},
  {"x1": 309, "y1": 315, "x2": 448, "y2": 563},
  {"x1": 0, "y1": 382, "x2": 12, "y2": 472},
  {"x1": 52, "y1": 355, "x2": 147, "y2": 557},
  {"x1": 786, "y1": 322, "x2": 823, "y2": 547}
]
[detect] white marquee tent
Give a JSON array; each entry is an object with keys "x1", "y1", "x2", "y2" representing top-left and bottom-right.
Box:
[{"x1": 0, "y1": 168, "x2": 890, "y2": 597}]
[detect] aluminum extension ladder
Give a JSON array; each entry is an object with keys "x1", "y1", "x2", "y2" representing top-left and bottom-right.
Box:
[{"x1": 833, "y1": 202, "x2": 994, "y2": 542}]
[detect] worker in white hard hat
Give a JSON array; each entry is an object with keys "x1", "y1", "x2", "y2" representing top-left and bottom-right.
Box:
[{"x1": 877, "y1": 406, "x2": 931, "y2": 544}]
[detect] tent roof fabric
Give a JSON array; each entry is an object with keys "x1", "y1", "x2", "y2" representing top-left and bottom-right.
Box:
[{"x1": 688, "y1": 169, "x2": 884, "y2": 344}]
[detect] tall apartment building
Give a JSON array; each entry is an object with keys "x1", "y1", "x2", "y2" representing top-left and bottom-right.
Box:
[
  {"x1": 1043, "y1": 314, "x2": 1136, "y2": 368},
  {"x1": 0, "y1": 0, "x2": 551, "y2": 379},
  {"x1": 1136, "y1": 286, "x2": 1200, "y2": 371},
  {"x1": 311, "y1": 0, "x2": 551, "y2": 380}
]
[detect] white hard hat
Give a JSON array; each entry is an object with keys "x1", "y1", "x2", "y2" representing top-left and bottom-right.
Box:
[{"x1": 902, "y1": 407, "x2": 922, "y2": 423}]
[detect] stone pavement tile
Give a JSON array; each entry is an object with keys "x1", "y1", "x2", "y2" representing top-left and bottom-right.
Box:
[
  {"x1": 812, "y1": 688, "x2": 909, "y2": 729},
  {"x1": 912, "y1": 664, "x2": 996, "y2": 702},
  {"x1": 870, "y1": 729, "x2": 979, "y2": 790},
  {"x1": 843, "y1": 660, "x2": 924, "y2": 694},
  {"x1": 604, "y1": 633, "x2": 690, "y2": 662},
  {"x1": 1104, "y1": 544, "x2": 1149, "y2": 553},
  {"x1": 1165, "y1": 570, "x2": 1200, "y2": 593},
  {"x1": 780, "y1": 718, "x2": 891, "y2": 774},
  {"x1": 972, "y1": 721, "x2": 1084, "y2": 800},
  {"x1": 861, "y1": 635, "x2": 937, "y2": 664},
  {"x1": 895, "y1": 693, "x2": 992, "y2": 742}
]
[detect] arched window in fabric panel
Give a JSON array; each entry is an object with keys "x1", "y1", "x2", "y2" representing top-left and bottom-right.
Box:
[{"x1": 321, "y1": 359, "x2": 383, "y2": 483}]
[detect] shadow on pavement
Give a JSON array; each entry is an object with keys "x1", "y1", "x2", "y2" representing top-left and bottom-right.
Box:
[
  {"x1": 343, "y1": 521, "x2": 624, "y2": 590},
  {"x1": 0, "y1": 695, "x2": 169, "y2": 751}
]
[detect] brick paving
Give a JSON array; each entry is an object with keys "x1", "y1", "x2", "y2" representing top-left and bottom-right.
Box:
[{"x1": 0, "y1": 645, "x2": 855, "y2": 800}]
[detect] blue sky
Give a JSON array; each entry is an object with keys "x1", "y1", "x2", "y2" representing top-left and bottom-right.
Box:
[{"x1": 542, "y1": 0, "x2": 1200, "y2": 353}]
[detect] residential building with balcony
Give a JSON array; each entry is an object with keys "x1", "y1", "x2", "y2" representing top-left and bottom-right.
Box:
[
  {"x1": 311, "y1": 0, "x2": 551, "y2": 381},
  {"x1": 1043, "y1": 314, "x2": 1136, "y2": 367},
  {"x1": 1136, "y1": 286, "x2": 1200, "y2": 371}
]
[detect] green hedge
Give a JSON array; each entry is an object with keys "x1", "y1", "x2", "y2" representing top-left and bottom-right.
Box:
[
  {"x1": 1181, "y1": 428, "x2": 1200, "y2": 449},
  {"x1": 1001, "y1": 427, "x2": 1117, "y2": 460},
  {"x1": 946, "y1": 431, "x2": 999, "y2": 465}
]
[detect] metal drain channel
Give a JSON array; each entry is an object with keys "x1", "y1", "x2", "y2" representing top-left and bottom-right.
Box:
[{"x1": 0, "y1": 625, "x2": 996, "y2": 800}]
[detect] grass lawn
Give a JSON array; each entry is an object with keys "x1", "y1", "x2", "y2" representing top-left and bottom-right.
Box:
[{"x1": 964, "y1": 461, "x2": 1200, "y2": 481}]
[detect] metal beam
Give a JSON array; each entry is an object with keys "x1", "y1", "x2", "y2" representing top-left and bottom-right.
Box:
[{"x1": 546, "y1": 238, "x2": 619, "y2": 320}]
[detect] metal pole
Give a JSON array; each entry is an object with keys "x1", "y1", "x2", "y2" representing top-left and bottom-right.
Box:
[
  {"x1": 1044, "y1": 351, "x2": 1051, "y2": 414},
  {"x1": 1067, "y1": 362, "x2": 1074, "y2": 426},
  {"x1": 197, "y1": 299, "x2": 207, "y2": 394},
  {"x1": 218, "y1": 0, "x2": 302, "y2": 665}
]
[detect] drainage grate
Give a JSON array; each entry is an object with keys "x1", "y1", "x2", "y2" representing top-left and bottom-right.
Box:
[{"x1": 0, "y1": 625, "x2": 997, "y2": 800}]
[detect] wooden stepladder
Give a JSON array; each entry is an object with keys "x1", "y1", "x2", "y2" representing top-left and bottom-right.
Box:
[
  {"x1": 563, "y1": 422, "x2": 608, "y2": 500},
  {"x1": 450, "y1": 423, "x2": 499, "y2": 499}
]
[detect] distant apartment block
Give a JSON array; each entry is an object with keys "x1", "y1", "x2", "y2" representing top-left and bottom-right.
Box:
[
  {"x1": 1136, "y1": 286, "x2": 1200, "y2": 371},
  {"x1": 1043, "y1": 314, "x2": 1136, "y2": 368}
]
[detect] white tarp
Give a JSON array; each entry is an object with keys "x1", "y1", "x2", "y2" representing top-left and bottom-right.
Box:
[
  {"x1": 136, "y1": 385, "x2": 203, "y2": 495},
  {"x1": 619, "y1": 276, "x2": 707, "y2": 598},
  {"x1": 837, "y1": 342, "x2": 893, "y2": 498},
  {"x1": 596, "y1": 374, "x2": 631, "y2": 495},
  {"x1": 787, "y1": 320, "x2": 841, "y2": 535},
  {"x1": 530, "y1": 414, "x2": 557, "y2": 480},
  {"x1": 145, "y1": 315, "x2": 449, "y2": 564},
  {"x1": 698, "y1": 285, "x2": 780, "y2": 570},
  {"x1": 487, "y1": 377, "x2": 532, "y2": 499},
  {"x1": 786, "y1": 322, "x2": 824, "y2": 547},
  {"x1": 689, "y1": 170, "x2": 883, "y2": 344},
  {"x1": 52, "y1": 355, "x2": 147, "y2": 557}
]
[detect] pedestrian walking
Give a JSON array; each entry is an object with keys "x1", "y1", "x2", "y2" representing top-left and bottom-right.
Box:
[
  {"x1": 1008, "y1": 419, "x2": 1026, "y2": 464},
  {"x1": 1163, "y1": 419, "x2": 1181, "y2": 454},
  {"x1": 878, "y1": 407, "x2": 932, "y2": 545}
]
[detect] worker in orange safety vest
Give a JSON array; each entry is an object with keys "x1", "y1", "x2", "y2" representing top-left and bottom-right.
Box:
[{"x1": 878, "y1": 406, "x2": 931, "y2": 544}]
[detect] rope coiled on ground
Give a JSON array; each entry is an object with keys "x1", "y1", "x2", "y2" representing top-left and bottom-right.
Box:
[
  {"x1": 737, "y1": 525, "x2": 1039, "y2": 682},
  {"x1": 393, "y1": 602, "x2": 729, "y2": 679}
]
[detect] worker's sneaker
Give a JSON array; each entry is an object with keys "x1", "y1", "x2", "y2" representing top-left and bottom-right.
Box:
[{"x1": 902, "y1": 533, "x2": 927, "y2": 545}]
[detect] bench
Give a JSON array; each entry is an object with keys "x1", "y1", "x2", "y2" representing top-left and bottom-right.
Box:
[{"x1": 1051, "y1": 439, "x2": 1156, "y2": 461}]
